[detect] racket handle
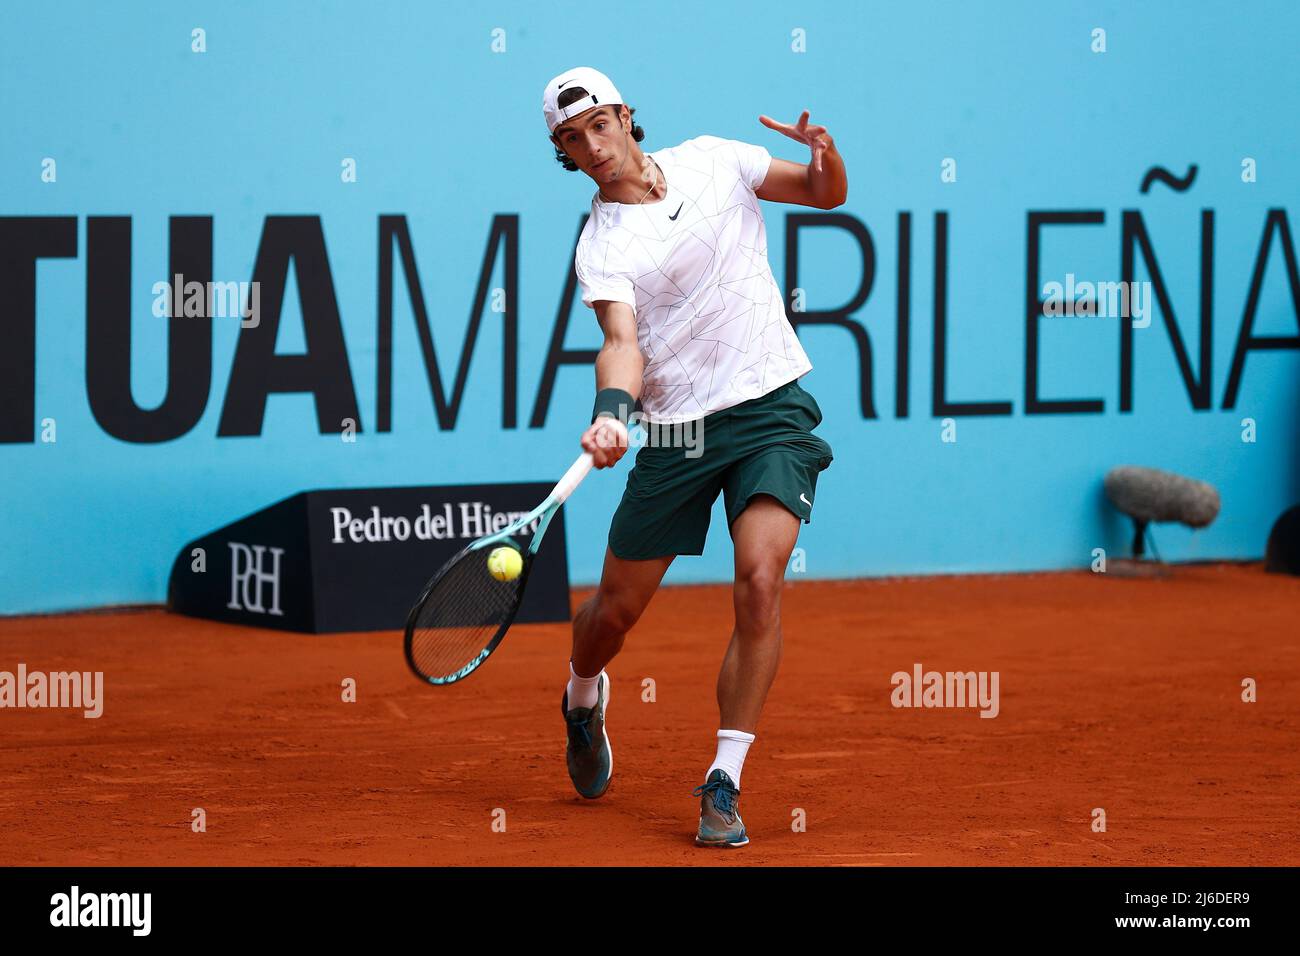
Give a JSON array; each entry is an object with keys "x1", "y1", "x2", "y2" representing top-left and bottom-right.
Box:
[{"x1": 550, "y1": 452, "x2": 594, "y2": 505}]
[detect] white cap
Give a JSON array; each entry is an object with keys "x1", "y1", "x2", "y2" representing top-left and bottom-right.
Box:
[{"x1": 542, "y1": 66, "x2": 624, "y2": 135}]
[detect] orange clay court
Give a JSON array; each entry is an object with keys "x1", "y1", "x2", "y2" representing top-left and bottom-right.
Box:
[{"x1": 1, "y1": 562, "x2": 1296, "y2": 867}]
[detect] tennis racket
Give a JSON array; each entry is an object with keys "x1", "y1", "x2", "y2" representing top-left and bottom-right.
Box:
[{"x1": 403, "y1": 451, "x2": 594, "y2": 685}]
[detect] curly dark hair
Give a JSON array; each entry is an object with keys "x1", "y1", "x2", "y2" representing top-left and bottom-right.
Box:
[{"x1": 550, "y1": 86, "x2": 644, "y2": 171}]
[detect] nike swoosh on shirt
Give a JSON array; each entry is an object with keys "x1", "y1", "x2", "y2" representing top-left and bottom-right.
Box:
[
  {"x1": 800, "y1": 493, "x2": 812, "y2": 507},
  {"x1": 668, "y1": 202, "x2": 684, "y2": 220}
]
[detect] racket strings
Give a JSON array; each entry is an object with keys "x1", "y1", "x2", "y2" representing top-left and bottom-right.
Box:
[{"x1": 409, "y1": 549, "x2": 524, "y2": 681}]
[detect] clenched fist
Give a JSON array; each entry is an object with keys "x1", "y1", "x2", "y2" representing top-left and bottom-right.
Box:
[{"x1": 581, "y1": 417, "x2": 630, "y2": 469}]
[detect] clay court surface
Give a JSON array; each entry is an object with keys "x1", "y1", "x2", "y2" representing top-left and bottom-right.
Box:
[{"x1": 1, "y1": 562, "x2": 1296, "y2": 867}]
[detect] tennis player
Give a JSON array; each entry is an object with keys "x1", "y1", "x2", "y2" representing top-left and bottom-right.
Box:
[{"x1": 543, "y1": 67, "x2": 845, "y2": 848}]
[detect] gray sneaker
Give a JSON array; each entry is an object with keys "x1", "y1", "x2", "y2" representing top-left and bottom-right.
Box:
[
  {"x1": 562, "y1": 671, "x2": 612, "y2": 799},
  {"x1": 693, "y1": 769, "x2": 749, "y2": 847}
]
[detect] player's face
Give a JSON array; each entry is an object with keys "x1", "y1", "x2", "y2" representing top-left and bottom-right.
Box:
[{"x1": 555, "y1": 107, "x2": 625, "y2": 181}]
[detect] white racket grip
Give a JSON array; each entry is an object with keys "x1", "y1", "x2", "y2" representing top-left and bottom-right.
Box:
[{"x1": 550, "y1": 452, "x2": 594, "y2": 505}]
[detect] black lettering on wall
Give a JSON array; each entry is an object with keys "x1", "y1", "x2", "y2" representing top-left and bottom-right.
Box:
[
  {"x1": 895, "y1": 211, "x2": 911, "y2": 419},
  {"x1": 784, "y1": 213, "x2": 876, "y2": 418},
  {"x1": 376, "y1": 214, "x2": 518, "y2": 431},
  {"x1": 530, "y1": 217, "x2": 599, "y2": 428},
  {"x1": 934, "y1": 212, "x2": 1012, "y2": 417},
  {"x1": 1119, "y1": 210, "x2": 1214, "y2": 412},
  {"x1": 1223, "y1": 209, "x2": 1300, "y2": 409},
  {"x1": 217, "y1": 216, "x2": 359, "y2": 436},
  {"x1": 1025, "y1": 211, "x2": 1104, "y2": 415},
  {"x1": 86, "y1": 216, "x2": 213, "y2": 442},
  {"x1": 0, "y1": 217, "x2": 77, "y2": 443}
]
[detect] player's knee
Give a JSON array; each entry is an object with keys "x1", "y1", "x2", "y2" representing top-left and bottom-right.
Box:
[
  {"x1": 737, "y1": 559, "x2": 783, "y2": 597},
  {"x1": 735, "y1": 562, "x2": 784, "y2": 623},
  {"x1": 591, "y1": 591, "x2": 645, "y2": 637}
]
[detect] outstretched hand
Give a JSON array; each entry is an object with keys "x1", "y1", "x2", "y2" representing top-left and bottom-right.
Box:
[{"x1": 758, "y1": 109, "x2": 831, "y2": 173}]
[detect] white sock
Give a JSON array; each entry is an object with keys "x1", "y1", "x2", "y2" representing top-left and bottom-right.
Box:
[
  {"x1": 707, "y1": 729, "x2": 755, "y2": 790},
  {"x1": 566, "y1": 661, "x2": 602, "y2": 711}
]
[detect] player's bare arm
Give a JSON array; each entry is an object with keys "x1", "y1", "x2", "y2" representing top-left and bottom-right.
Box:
[
  {"x1": 755, "y1": 109, "x2": 848, "y2": 209},
  {"x1": 580, "y1": 299, "x2": 643, "y2": 469}
]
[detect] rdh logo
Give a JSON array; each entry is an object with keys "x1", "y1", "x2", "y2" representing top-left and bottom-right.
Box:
[{"x1": 226, "y1": 542, "x2": 284, "y2": 616}]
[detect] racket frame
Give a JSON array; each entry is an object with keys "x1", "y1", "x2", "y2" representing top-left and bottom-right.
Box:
[{"x1": 402, "y1": 452, "x2": 593, "y2": 685}]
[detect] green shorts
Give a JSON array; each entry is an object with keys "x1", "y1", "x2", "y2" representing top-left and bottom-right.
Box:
[{"x1": 608, "y1": 378, "x2": 834, "y2": 561}]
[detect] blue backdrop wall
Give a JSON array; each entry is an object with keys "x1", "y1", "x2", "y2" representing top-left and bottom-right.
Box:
[{"x1": 3, "y1": 1, "x2": 1298, "y2": 614}]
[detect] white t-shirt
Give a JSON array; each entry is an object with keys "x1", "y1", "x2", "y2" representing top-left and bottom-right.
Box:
[{"x1": 573, "y1": 135, "x2": 814, "y2": 424}]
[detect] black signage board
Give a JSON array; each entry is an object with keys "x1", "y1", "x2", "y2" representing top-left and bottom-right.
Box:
[{"x1": 167, "y1": 483, "x2": 571, "y2": 632}]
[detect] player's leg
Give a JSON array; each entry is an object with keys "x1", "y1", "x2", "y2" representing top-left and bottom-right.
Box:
[
  {"x1": 562, "y1": 548, "x2": 672, "y2": 800},
  {"x1": 562, "y1": 425, "x2": 721, "y2": 800},
  {"x1": 717, "y1": 493, "x2": 801, "y2": 732},
  {"x1": 693, "y1": 493, "x2": 800, "y2": 847},
  {"x1": 570, "y1": 547, "x2": 674, "y2": 681},
  {"x1": 714, "y1": 381, "x2": 831, "y2": 770},
  {"x1": 694, "y1": 379, "x2": 833, "y2": 845},
  {"x1": 571, "y1": 420, "x2": 721, "y2": 687}
]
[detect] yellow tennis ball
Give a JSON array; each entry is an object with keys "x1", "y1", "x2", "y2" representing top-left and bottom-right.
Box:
[{"x1": 486, "y1": 546, "x2": 522, "y2": 582}]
